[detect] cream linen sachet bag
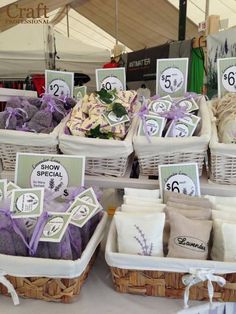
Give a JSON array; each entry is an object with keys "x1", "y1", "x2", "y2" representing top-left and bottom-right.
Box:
[{"x1": 114, "y1": 211, "x2": 165, "y2": 257}]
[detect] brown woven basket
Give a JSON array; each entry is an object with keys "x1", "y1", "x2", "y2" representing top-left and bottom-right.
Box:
[
  {"x1": 0, "y1": 247, "x2": 99, "y2": 303},
  {"x1": 110, "y1": 267, "x2": 236, "y2": 302}
]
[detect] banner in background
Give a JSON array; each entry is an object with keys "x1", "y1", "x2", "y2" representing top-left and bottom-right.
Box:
[{"x1": 126, "y1": 44, "x2": 169, "y2": 82}]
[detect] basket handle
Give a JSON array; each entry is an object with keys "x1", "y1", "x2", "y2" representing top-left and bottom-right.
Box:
[{"x1": 0, "y1": 271, "x2": 19, "y2": 305}]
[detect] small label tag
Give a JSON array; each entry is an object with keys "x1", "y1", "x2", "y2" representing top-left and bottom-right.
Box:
[
  {"x1": 178, "y1": 114, "x2": 201, "y2": 126},
  {"x1": 24, "y1": 217, "x2": 38, "y2": 231},
  {"x1": 7, "y1": 182, "x2": 20, "y2": 198},
  {"x1": 0, "y1": 179, "x2": 7, "y2": 201},
  {"x1": 10, "y1": 188, "x2": 44, "y2": 218},
  {"x1": 138, "y1": 115, "x2": 166, "y2": 137},
  {"x1": 67, "y1": 198, "x2": 98, "y2": 228},
  {"x1": 177, "y1": 97, "x2": 199, "y2": 112},
  {"x1": 40, "y1": 212, "x2": 71, "y2": 243},
  {"x1": 102, "y1": 111, "x2": 130, "y2": 126},
  {"x1": 77, "y1": 187, "x2": 99, "y2": 206},
  {"x1": 161, "y1": 95, "x2": 173, "y2": 101},
  {"x1": 149, "y1": 99, "x2": 172, "y2": 114},
  {"x1": 165, "y1": 116, "x2": 200, "y2": 137}
]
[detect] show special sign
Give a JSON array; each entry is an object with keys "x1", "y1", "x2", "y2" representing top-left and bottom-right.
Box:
[
  {"x1": 15, "y1": 153, "x2": 85, "y2": 195},
  {"x1": 96, "y1": 68, "x2": 126, "y2": 91},
  {"x1": 156, "y1": 58, "x2": 188, "y2": 97},
  {"x1": 217, "y1": 57, "x2": 236, "y2": 98},
  {"x1": 158, "y1": 162, "x2": 200, "y2": 199},
  {"x1": 45, "y1": 70, "x2": 74, "y2": 97}
]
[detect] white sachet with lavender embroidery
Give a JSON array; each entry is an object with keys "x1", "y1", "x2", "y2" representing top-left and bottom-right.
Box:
[{"x1": 114, "y1": 212, "x2": 165, "y2": 257}]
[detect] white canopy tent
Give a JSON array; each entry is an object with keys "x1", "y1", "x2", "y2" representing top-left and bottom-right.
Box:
[{"x1": 0, "y1": 23, "x2": 110, "y2": 91}]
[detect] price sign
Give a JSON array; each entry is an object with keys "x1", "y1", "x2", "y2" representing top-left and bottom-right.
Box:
[
  {"x1": 45, "y1": 70, "x2": 74, "y2": 97},
  {"x1": 217, "y1": 58, "x2": 236, "y2": 98},
  {"x1": 156, "y1": 58, "x2": 188, "y2": 97},
  {"x1": 158, "y1": 162, "x2": 200, "y2": 199},
  {"x1": 15, "y1": 153, "x2": 85, "y2": 197},
  {"x1": 96, "y1": 68, "x2": 126, "y2": 91}
]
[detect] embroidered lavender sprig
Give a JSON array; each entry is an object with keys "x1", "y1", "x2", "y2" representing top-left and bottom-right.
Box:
[{"x1": 133, "y1": 224, "x2": 153, "y2": 256}]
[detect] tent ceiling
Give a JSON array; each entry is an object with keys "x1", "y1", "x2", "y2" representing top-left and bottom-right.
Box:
[
  {"x1": 70, "y1": 0, "x2": 197, "y2": 51},
  {"x1": 50, "y1": 8, "x2": 129, "y2": 51}
]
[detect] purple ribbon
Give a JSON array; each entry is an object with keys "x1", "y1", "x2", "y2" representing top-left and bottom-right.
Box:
[
  {"x1": 41, "y1": 93, "x2": 67, "y2": 117},
  {"x1": 59, "y1": 95, "x2": 68, "y2": 103},
  {"x1": 159, "y1": 98, "x2": 191, "y2": 137},
  {"x1": 184, "y1": 92, "x2": 198, "y2": 99},
  {"x1": 5, "y1": 107, "x2": 28, "y2": 129},
  {"x1": 150, "y1": 94, "x2": 161, "y2": 101},
  {"x1": 16, "y1": 123, "x2": 37, "y2": 133},
  {"x1": 0, "y1": 208, "x2": 31, "y2": 251},
  {"x1": 29, "y1": 211, "x2": 49, "y2": 256}
]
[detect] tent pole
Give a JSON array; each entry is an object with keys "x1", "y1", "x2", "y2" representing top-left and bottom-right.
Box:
[
  {"x1": 115, "y1": 0, "x2": 118, "y2": 44},
  {"x1": 178, "y1": 0, "x2": 187, "y2": 41},
  {"x1": 66, "y1": 5, "x2": 70, "y2": 38},
  {"x1": 205, "y1": 0, "x2": 210, "y2": 20}
]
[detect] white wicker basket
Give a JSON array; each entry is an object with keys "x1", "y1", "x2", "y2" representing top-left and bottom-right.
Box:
[
  {"x1": 209, "y1": 105, "x2": 236, "y2": 185},
  {"x1": 133, "y1": 96, "x2": 211, "y2": 176},
  {"x1": 58, "y1": 117, "x2": 138, "y2": 177},
  {"x1": 0, "y1": 212, "x2": 107, "y2": 304},
  {"x1": 0, "y1": 127, "x2": 59, "y2": 171}
]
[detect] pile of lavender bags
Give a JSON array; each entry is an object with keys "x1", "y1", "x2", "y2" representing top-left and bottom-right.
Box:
[
  {"x1": 0, "y1": 187, "x2": 103, "y2": 260},
  {"x1": 0, "y1": 94, "x2": 76, "y2": 133}
]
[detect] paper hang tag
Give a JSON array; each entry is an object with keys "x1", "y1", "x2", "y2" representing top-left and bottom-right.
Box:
[
  {"x1": 40, "y1": 212, "x2": 71, "y2": 243},
  {"x1": 178, "y1": 114, "x2": 201, "y2": 126},
  {"x1": 77, "y1": 187, "x2": 99, "y2": 206},
  {"x1": 7, "y1": 182, "x2": 20, "y2": 198},
  {"x1": 138, "y1": 114, "x2": 166, "y2": 137},
  {"x1": 67, "y1": 197, "x2": 99, "y2": 228},
  {"x1": 102, "y1": 111, "x2": 130, "y2": 127},
  {"x1": 10, "y1": 188, "x2": 44, "y2": 219},
  {"x1": 158, "y1": 162, "x2": 201, "y2": 200},
  {"x1": 177, "y1": 97, "x2": 199, "y2": 112},
  {"x1": 0, "y1": 179, "x2": 7, "y2": 201},
  {"x1": 24, "y1": 217, "x2": 38, "y2": 231},
  {"x1": 161, "y1": 95, "x2": 173, "y2": 101},
  {"x1": 165, "y1": 117, "x2": 200, "y2": 138},
  {"x1": 149, "y1": 99, "x2": 172, "y2": 114}
]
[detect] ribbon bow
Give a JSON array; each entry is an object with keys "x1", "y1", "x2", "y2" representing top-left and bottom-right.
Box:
[
  {"x1": 5, "y1": 107, "x2": 28, "y2": 129},
  {"x1": 182, "y1": 269, "x2": 226, "y2": 308},
  {"x1": 41, "y1": 93, "x2": 66, "y2": 117}
]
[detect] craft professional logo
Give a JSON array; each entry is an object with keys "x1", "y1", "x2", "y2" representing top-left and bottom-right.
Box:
[{"x1": 5, "y1": 2, "x2": 49, "y2": 25}]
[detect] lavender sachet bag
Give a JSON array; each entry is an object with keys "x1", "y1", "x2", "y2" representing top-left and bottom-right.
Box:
[
  {"x1": 29, "y1": 210, "x2": 73, "y2": 260},
  {"x1": 0, "y1": 208, "x2": 29, "y2": 256}
]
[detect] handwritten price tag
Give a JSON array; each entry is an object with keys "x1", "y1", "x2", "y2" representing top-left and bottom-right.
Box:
[
  {"x1": 96, "y1": 68, "x2": 126, "y2": 91},
  {"x1": 217, "y1": 58, "x2": 236, "y2": 98},
  {"x1": 156, "y1": 58, "x2": 188, "y2": 97},
  {"x1": 158, "y1": 162, "x2": 200, "y2": 199}
]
